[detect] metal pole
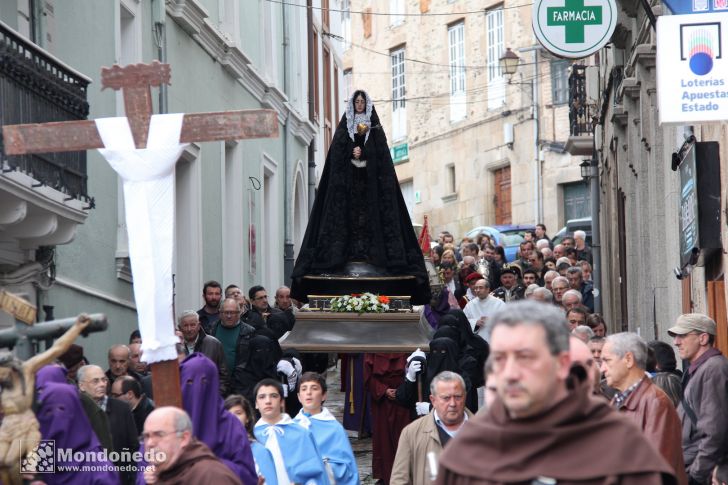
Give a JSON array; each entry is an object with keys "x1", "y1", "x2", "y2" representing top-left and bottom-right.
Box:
[
  {"x1": 283, "y1": 0, "x2": 295, "y2": 283},
  {"x1": 590, "y1": 155, "x2": 602, "y2": 314},
  {"x1": 306, "y1": 0, "x2": 317, "y2": 213},
  {"x1": 153, "y1": 0, "x2": 168, "y2": 114},
  {"x1": 519, "y1": 46, "x2": 543, "y2": 225},
  {"x1": 533, "y1": 49, "x2": 542, "y2": 224}
]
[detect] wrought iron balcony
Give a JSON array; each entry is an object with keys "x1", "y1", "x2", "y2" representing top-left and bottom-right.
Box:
[
  {"x1": 565, "y1": 64, "x2": 594, "y2": 157},
  {"x1": 0, "y1": 21, "x2": 91, "y2": 200}
]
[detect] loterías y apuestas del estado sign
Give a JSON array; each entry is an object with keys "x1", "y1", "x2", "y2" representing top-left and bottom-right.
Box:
[{"x1": 657, "y1": 12, "x2": 728, "y2": 124}]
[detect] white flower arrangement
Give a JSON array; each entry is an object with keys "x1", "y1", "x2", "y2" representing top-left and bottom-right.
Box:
[{"x1": 329, "y1": 292, "x2": 390, "y2": 313}]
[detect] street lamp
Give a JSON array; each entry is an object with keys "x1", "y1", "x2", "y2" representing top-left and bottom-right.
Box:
[
  {"x1": 580, "y1": 160, "x2": 591, "y2": 181},
  {"x1": 499, "y1": 46, "x2": 542, "y2": 225},
  {"x1": 499, "y1": 48, "x2": 520, "y2": 77}
]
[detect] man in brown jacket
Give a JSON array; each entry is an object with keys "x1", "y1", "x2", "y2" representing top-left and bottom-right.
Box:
[
  {"x1": 142, "y1": 406, "x2": 242, "y2": 485},
  {"x1": 436, "y1": 301, "x2": 677, "y2": 485},
  {"x1": 601, "y1": 332, "x2": 687, "y2": 485},
  {"x1": 391, "y1": 371, "x2": 473, "y2": 485},
  {"x1": 669, "y1": 313, "x2": 728, "y2": 485}
]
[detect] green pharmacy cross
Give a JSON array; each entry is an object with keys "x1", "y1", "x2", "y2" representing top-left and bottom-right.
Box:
[{"x1": 547, "y1": 0, "x2": 602, "y2": 44}]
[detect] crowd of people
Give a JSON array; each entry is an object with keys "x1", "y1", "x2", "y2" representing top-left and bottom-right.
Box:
[{"x1": 26, "y1": 232, "x2": 728, "y2": 485}]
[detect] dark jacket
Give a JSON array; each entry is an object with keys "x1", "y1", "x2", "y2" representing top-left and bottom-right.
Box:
[
  {"x1": 80, "y1": 392, "x2": 114, "y2": 453},
  {"x1": 209, "y1": 320, "x2": 257, "y2": 371},
  {"x1": 106, "y1": 368, "x2": 150, "y2": 397},
  {"x1": 491, "y1": 284, "x2": 526, "y2": 302},
  {"x1": 154, "y1": 439, "x2": 243, "y2": 485},
  {"x1": 679, "y1": 349, "x2": 728, "y2": 484},
  {"x1": 576, "y1": 244, "x2": 593, "y2": 264},
  {"x1": 240, "y1": 305, "x2": 282, "y2": 329},
  {"x1": 106, "y1": 396, "x2": 140, "y2": 485},
  {"x1": 184, "y1": 330, "x2": 230, "y2": 395},
  {"x1": 131, "y1": 395, "x2": 155, "y2": 438},
  {"x1": 579, "y1": 280, "x2": 595, "y2": 312},
  {"x1": 197, "y1": 307, "x2": 220, "y2": 334}
]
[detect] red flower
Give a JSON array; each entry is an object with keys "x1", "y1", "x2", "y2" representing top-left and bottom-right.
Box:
[{"x1": 378, "y1": 295, "x2": 390, "y2": 304}]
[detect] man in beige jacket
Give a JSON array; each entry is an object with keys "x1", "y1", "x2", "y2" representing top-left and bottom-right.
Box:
[{"x1": 390, "y1": 371, "x2": 472, "y2": 485}]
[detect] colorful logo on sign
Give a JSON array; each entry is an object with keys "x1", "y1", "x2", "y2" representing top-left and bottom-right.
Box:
[
  {"x1": 681, "y1": 22, "x2": 722, "y2": 75},
  {"x1": 715, "y1": 0, "x2": 728, "y2": 10}
]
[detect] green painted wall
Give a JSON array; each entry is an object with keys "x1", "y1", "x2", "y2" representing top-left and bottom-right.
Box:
[{"x1": 0, "y1": 0, "x2": 306, "y2": 365}]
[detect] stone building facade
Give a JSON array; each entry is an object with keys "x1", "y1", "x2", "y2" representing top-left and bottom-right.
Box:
[
  {"x1": 341, "y1": 0, "x2": 586, "y2": 238},
  {"x1": 578, "y1": 0, "x2": 728, "y2": 348}
]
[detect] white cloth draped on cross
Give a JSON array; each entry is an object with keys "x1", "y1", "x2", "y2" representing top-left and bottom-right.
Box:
[{"x1": 95, "y1": 113, "x2": 188, "y2": 364}]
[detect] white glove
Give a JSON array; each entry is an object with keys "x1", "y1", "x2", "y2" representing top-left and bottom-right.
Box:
[
  {"x1": 407, "y1": 348, "x2": 426, "y2": 363},
  {"x1": 276, "y1": 359, "x2": 298, "y2": 391},
  {"x1": 292, "y1": 357, "x2": 303, "y2": 376},
  {"x1": 405, "y1": 360, "x2": 422, "y2": 382},
  {"x1": 415, "y1": 402, "x2": 430, "y2": 416},
  {"x1": 277, "y1": 359, "x2": 295, "y2": 377}
]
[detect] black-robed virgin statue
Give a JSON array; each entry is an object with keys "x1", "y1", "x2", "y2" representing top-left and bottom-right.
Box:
[{"x1": 290, "y1": 90, "x2": 431, "y2": 305}]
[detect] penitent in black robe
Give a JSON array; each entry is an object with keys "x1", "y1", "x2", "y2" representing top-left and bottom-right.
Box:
[{"x1": 290, "y1": 105, "x2": 431, "y2": 304}]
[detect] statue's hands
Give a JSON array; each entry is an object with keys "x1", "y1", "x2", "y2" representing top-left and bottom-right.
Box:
[
  {"x1": 353, "y1": 147, "x2": 362, "y2": 159},
  {"x1": 77, "y1": 313, "x2": 92, "y2": 337}
]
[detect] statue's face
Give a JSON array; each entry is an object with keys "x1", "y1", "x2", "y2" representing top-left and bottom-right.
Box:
[
  {"x1": 0, "y1": 367, "x2": 15, "y2": 396},
  {"x1": 354, "y1": 95, "x2": 366, "y2": 114}
]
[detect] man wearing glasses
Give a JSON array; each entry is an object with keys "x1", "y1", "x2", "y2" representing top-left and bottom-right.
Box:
[
  {"x1": 669, "y1": 314, "x2": 728, "y2": 485},
  {"x1": 209, "y1": 298, "x2": 256, "y2": 383},
  {"x1": 142, "y1": 407, "x2": 242, "y2": 484},
  {"x1": 242, "y1": 285, "x2": 282, "y2": 329},
  {"x1": 78, "y1": 364, "x2": 138, "y2": 484}
]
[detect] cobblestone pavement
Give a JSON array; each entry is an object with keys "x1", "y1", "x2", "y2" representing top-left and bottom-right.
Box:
[{"x1": 325, "y1": 361, "x2": 378, "y2": 484}]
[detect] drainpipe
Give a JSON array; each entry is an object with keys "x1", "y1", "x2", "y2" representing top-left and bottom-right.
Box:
[
  {"x1": 591, "y1": 142, "x2": 602, "y2": 314},
  {"x1": 307, "y1": 0, "x2": 317, "y2": 212},
  {"x1": 152, "y1": 0, "x2": 168, "y2": 114},
  {"x1": 533, "y1": 48, "x2": 542, "y2": 224},
  {"x1": 283, "y1": 1, "x2": 295, "y2": 283}
]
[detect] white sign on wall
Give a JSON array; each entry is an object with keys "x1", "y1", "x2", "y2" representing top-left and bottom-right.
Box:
[
  {"x1": 657, "y1": 13, "x2": 728, "y2": 123},
  {"x1": 532, "y1": 0, "x2": 618, "y2": 58}
]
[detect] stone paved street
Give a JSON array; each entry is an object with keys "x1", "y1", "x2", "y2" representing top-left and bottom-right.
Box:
[{"x1": 325, "y1": 361, "x2": 377, "y2": 484}]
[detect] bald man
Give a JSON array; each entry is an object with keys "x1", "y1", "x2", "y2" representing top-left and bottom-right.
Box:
[{"x1": 143, "y1": 407, "x2": 242, "y2": 484}]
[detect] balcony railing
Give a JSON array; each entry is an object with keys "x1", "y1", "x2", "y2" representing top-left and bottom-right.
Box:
[
  {"x1": 0, "y1": 21, "x2": 91, "y2": 200},
  {"x1": 568, "y1": 64, "x2": 594, "y2": 137}
]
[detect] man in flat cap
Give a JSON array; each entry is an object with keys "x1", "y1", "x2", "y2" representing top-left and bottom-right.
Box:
[
  {"x1": 669, "y1": 313, "x2": 728, "y2": 485},
  {"x1": 491, "y1": 265, "x2": 525, "y2": 303}
]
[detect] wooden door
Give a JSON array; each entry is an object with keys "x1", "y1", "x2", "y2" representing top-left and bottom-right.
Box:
[
  {"x1": 494, "y1": 166, "x2": 511, "y2": 224},
  {"x1": 707, "y1": 279, "x2": 727, "y2": 355}
]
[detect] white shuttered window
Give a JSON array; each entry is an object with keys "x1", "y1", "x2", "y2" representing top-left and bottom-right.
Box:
[
  {"x1": 486, "y1": 8, "x2": 505, "y2": 109},
  {"x1": 391, "y1": 48, "x2": 406, "y2": 141},
  {"x1": 448, "y1": 22, "x2": 466, "y2": 121}
]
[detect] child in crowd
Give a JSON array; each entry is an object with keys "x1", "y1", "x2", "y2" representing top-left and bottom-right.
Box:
[
  {"x1": 253, "y1": 378, "x2": 330, "y2": 485},
  {"x1": 225, "y1": 394, "x2": 278, "y2": 485},
  {"x1": 294, "y1": 372, "x2": 360, "y2": 485}
]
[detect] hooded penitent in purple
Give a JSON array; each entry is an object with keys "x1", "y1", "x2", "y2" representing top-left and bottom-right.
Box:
[
  {"x1": 180, "y1": 352, "x2": 257, "y2": 485},
  {"x1": 424, "y1": 286, "x2": 451, "y2": 328},
  {"x1": 37, "y1": 382, "x2": 121, "y2": 484},
  {"x1": 35, "y1": 364, "x2": 67, "y2": 393}
]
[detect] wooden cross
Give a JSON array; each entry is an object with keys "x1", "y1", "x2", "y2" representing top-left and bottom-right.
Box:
[{"x1": 2, "y1": 61, "x2": 279, "y2": 408}]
